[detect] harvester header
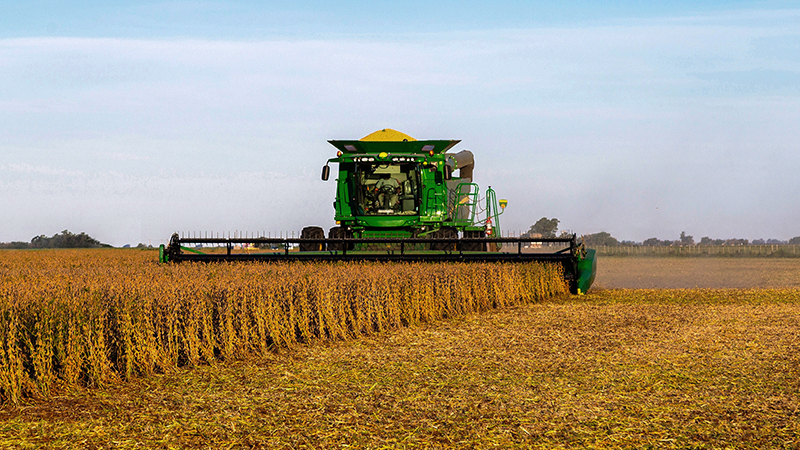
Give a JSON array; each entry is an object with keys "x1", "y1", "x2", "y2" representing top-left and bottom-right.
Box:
[{"x1": 161, "y1": 129, "x2": 597, "y2": 294}]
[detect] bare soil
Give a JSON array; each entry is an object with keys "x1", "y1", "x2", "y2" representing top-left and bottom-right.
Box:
[{"x1": 596, "y1": 257, "x2": 800, "y2": 289}]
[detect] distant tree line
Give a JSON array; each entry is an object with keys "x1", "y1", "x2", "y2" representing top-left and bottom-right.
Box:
[
  {"x1": 582, "y1": 231, "x2": 620, "y2": 247},
  {"x1": 524, "y1": 219, "x2": 800, "y2": 247},
  {"x1": 581, "y1": 230, "x2": 800, "y2": 247},
  {"x1": 0, "y1": 230, "x2": 110, "y2": 249}
]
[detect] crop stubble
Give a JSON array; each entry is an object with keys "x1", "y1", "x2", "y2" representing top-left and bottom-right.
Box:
[{"x1": 596, "y1": 256, "x2": 800, "y2": 289}]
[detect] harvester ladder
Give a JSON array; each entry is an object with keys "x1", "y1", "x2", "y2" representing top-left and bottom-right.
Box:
[
  {"x1": 450, "y1": 182, "x2": 479, "y2": 226},
  {"x1": 425, "y1": 188, "x2": 447, "y2": 217}
]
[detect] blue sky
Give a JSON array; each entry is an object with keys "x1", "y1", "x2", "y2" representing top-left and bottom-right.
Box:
[
  {"x1": 5, "y1": 1, "x2": 795, "y2": 38},
  {"x1": 1, "y1": 2, "x2": 799, "y2": 246}
]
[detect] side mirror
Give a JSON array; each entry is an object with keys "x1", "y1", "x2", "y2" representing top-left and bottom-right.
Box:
[
  {"x1": 321, "y1": 164, "x2": 330, "y2": 181},
  {"x1": 443, "y1": 164, "x2": 453, "y2": 181}
]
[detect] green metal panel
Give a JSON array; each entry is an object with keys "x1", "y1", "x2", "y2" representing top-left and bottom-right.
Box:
[
  {"x1": 355, "y1": 216, "x2": 419, "y2": 228},
  {"x1": 576, "y1": 249, "x2": 597, "y2": 294},
  {"x1": 333, "y1": 163, "x2": 354, "y2": 220}
]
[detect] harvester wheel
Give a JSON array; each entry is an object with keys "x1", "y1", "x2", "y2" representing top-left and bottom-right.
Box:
[
  {"x1": 328, "y1": 227, "x2": 354, "y2": 251},
  {"x1": 430, "y1": 227, "x2": 458, "y2": 251},
  {"x1": 462, "y1": 230, "x2": 487, "y2": 252},
  {"x1": 300, "y1": 226, "x2": 325, "y2": 252}
]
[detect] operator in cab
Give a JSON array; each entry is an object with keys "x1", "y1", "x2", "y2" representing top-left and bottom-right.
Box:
[{"x1": 375, "y1": 173, "x2": 400, "y2": 210}]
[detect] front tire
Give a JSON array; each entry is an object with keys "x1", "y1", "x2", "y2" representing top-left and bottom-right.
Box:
[
  {"x1": 300, "y1": 226, "x2": 325, "y2": 252},
  {"x1": 328, "y1": 227, "x2": 354, "y2": 251}
]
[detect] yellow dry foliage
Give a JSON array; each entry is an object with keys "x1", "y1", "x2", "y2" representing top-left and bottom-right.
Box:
[{"x1": 0, "y1": 249, "x2": 567, "y2": 404}]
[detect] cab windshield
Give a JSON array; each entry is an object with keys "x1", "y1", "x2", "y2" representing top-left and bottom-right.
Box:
[{"x1": 355, "y1": 162, "x2": 420, "y2": 215}]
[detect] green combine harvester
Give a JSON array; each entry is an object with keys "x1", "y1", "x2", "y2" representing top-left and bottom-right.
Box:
[{"x1": 161, "y1": 129, "x2": 596, "y2": 294}]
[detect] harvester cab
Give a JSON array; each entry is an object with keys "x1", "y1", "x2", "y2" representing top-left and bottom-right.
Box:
[
  {"x1": 160, "y1": 129, "x2": 597, "y2": 294},
  {"x1": 321, "y1": 128, "x2": 501, "y2": 247}
]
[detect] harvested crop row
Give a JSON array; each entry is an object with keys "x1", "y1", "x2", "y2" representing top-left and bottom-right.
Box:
[{"x1": 0, "y1": 249, "x2": 568, "y2": 404}]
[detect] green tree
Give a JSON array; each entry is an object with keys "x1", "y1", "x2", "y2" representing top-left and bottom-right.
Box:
[
  {"x1": 581, "y1": 231, "x2": 619, "y2": 247},
  {"x1": 528, "y1": 217, "x2": 559, "y2": 238},
  {"x1": 29, "y1": 230, "x2": 109, "y2": 248},
  {"x1": 790, "y1": 236, "x2": 800, "y2": 245},
  {"x1": 679, "y1": 231, "x2": 694, "y2": 245}
]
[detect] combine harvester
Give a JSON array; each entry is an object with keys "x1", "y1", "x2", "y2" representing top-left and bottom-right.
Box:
[{"x1": 160, "y1": 129, "x2": 596, "y2": 294}]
